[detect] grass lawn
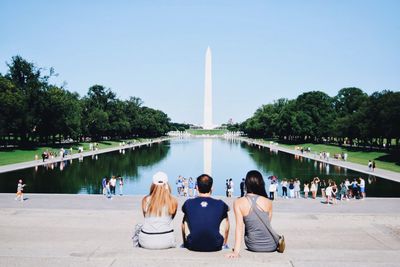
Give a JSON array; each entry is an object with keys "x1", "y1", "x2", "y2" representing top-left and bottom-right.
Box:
[
  {"x1": 0, "y1": 138, "x2": 146, "y2": 166},
  {"x1": 278, "y1": 142, "x2": 400, "y2": 173},
  {"x1": 187, "y1": 129, "x2": 227, "y2": 135}
]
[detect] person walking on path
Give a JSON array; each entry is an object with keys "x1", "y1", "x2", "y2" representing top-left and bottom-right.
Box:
[
  {"x1": 181, "y1": 174, "x2": 230, "y2": 252},
  {"x1": 368, "y1": 160, "x2": 372, "y2": 171},
  {"x1": 372, "y1": 161, "x2": 376, "y2": 172},
  {"x1": 225, "y1": 170, "x2": 281, "y2": 258},
  {"x1": 15, "y1": 179, "x2": 26, "y2": 202}
]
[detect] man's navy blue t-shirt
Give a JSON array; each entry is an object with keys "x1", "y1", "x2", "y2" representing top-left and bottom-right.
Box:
[{"x1": 182, "y1": 197, "x2": 229, "y2": 252}]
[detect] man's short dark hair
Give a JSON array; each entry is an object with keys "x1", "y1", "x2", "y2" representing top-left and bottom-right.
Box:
[{"x1": 196, "y1": 174, "x2": 213, "y2": 193}]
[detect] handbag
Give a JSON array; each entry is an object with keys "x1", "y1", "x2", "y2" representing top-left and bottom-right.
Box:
[
  {"x1": 253, "y1": 205, "x2": 285, "y2": 253},
  {"x1": 132, "y1": 223, "x2": 143, "y2": 247}
]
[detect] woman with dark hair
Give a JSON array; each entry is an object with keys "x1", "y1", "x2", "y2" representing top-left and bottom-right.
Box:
[{"x1": 226, "y1": 170, "x2": 280, "y2": 258}]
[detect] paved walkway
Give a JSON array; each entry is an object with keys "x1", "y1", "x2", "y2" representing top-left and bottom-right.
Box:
[
  {"x1": 0, "y1": 137, "x2": 172, "y2": 174},
  {"x1": 1, "y1": 194, "x2": 400, "y2": 267},
  {"x1": 236, "y1": 137, "x2": 400, "y2": 183}
]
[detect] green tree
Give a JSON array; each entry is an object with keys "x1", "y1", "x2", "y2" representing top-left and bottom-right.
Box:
[
  {"x1": 333, "y1": 87, "x2": 368, "y2": 145},
  {"x1": 5, "y1": 56, "x2": 48, "y2": 145},
  {"x1": 295, "y1": 91, "x2": 335, "y2": 141}
]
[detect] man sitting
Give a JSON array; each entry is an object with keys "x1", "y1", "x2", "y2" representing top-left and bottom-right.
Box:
[{"x1": 181, "y1": 174, "x2": 230, "y2": 252}]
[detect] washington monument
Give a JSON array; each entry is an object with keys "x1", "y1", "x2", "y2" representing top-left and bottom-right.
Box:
[{"x1": 203, "y1": 46, "x2": 213, "y2": 129}]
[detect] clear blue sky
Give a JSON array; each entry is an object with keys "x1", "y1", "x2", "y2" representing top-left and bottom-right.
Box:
[{"x1": 1, "y1": 0, "x2": 399, "y2": 125}]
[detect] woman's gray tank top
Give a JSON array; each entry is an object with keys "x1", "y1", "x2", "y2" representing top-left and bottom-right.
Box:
[{"x1": 243, "y1": 195, "x2": 278, "y2": 252}]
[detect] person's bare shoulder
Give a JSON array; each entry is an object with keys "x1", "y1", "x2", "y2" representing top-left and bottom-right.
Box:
[
  {"x1": 257, "y1": 196, "x2": 273, "y2": 211},
  {"x1": 234, "y1": 197, "x2": 251, "y2": 215}
]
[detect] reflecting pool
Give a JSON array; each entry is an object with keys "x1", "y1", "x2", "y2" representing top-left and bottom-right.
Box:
[{"x1": 0, "y1": 138, "x2": 399, "y2": 197}]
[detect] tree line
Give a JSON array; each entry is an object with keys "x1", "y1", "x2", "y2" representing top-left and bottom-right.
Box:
[
  {"x1": 234, "y1": 88, "x2": 400, "y2": 148},
  {"x1": 0, "y1": 56, "x2": 172, "y2": 147}
]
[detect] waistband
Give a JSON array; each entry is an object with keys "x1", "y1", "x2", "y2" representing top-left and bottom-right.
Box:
[{"x1": 140, "y1": 229, "x2": 174, "y2": 235}]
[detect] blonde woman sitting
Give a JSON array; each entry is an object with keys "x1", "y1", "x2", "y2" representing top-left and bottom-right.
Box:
[{"x1": 137, "y1": 171, "x2": 178, "y2": 249}]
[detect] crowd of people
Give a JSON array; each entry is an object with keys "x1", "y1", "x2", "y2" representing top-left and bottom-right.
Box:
[
  {"x1": 101, "y1": 175, "x2": 124, "y2": 199},
  {"x1": 175, "y1": 176, "x2": 197, "y2": 197},
  {"x1": 268, "y1": 176, "x2": 367, "y2": 204},
  {"x1": 133, "y1": 170, "x2": 283, "y2": 257}
]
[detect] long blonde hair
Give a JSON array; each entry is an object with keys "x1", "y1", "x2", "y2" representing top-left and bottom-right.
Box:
[{"x1": 143, "y1": 183, "x2": 177, "y2": 217}]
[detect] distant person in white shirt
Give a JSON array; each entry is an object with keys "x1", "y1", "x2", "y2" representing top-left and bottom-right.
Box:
[
  {"x1": 15, "y1": 179, "x2": 26, "y2": 202},
  {"x1": 269, "y1": 182, "x2": 277, "y2": 200}
]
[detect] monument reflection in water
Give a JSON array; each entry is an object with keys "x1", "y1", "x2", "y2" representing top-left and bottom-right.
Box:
[{"x1": 0, "y1": 138, "x2": 399, "y2": 197}]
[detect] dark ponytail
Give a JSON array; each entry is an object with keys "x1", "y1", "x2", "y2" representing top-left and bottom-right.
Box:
[{"x1": 245, "y1": 170, "x2": 268, "y2": 198}]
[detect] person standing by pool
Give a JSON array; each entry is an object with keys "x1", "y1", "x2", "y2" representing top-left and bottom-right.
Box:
[
  {"x1": 359, "y1": 177, "x2": 366, "y2": 199},
  {"x1": 325, "y1": 182, "x2": 333, "y2": 205},
  {"x1": 225, "y1": 179, "x2": 229, "y2": 197},
  {"x1": 294, "y1": 179, "x2": 301, "y2": 198},
  {"x1": 119, "y1": 176, "x2": 124, "y2": 196},
  {"x1": 310, "y1": 177, "x2": 320, "y2": 199},
  {"x1": 15, "y1": 179, "x2": 26, "y2": 202},
  {"x1": 339, "y1": 181, "x2": 348, "y2": 201},
  {"x1": 368, "y1": 160, "x2": 372, "y2": 171},
  {"x1": 320, "y1": 179, "x2": 327, "y2": 199},
  {"x1": 281, "y1": 179, "x2": 288, "y2": 199},
  {"x1": 188, "y1": 177, "x2": 195, "y2": 198},
  {"x1": 106, "y1": 178, "x2": 112, "y2": 199},
  {"x1": 268, "y1": 182, "x2": 276, "y2": 200},
  {"x1": 176, "y1": 176, "x2": 183, "y2": 196},
  {"x1": 351, "y1": 178, "x2": 359, "y2": 198},
  {"x1": 228, "y1": 178, "x2": 234, "y2": 197},
  {"x1": 110, "y1": 176, "x2": 117, "y2": 195},
  {"x1": 183, "y1": 177, "x2": 188, "y2": 197},
  {"x1": 303, "y1": 182, "x2": 310, "y2": 199},
  {"x1": 137, "y1": 171, "x2": 178, "y2": 249},
  {"x1": 240, "y1": 178, "x2": 246, "y2": 197},
  {"x1": 101, "y1": 177, "x2": 107, "y2": 195},
  {"x1": 288, "y1": 180, "x2": 295, "y2": 198}
]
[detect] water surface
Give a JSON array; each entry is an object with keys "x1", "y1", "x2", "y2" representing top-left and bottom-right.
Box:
[{"x1": 0, "y1": 138, "x2": 399, "y2": 197}]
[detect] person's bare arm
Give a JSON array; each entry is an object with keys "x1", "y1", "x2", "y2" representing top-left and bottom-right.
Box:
[
  {"x1": 225, "y1": 199, "x2": 244, "y2": 258},
  {"x1": 141, "y1": 196, "x2": 147, "y2": 217},
  {"x1": 181, "y1": 215, "x2": 187, "y2": 245},
  {"x1": 268, "y1": 199, "x2": 273, "y2": 221}
]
